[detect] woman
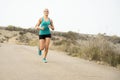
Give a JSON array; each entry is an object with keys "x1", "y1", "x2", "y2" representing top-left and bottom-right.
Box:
[{"x1": 35, "y1": 9, "x2": 54, "y2": 63}]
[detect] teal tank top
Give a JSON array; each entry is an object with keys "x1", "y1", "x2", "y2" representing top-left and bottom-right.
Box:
[{"x1": 39, "y1": 17, "x2": 51, "y2": 35}]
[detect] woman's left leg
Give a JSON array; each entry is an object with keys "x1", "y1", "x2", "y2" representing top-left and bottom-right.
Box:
[{"x1": 43, "y1": 38, "x2": 51, "y2": 59}]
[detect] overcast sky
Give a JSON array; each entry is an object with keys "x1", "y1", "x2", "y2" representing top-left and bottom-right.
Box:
[{"x1": 0, "y1": 0, "x2": 120, "y2": 36}]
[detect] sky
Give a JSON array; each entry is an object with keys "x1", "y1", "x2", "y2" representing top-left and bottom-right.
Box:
[{"x1": 0, "y1": 0, "x2": 120, "y2": 36}]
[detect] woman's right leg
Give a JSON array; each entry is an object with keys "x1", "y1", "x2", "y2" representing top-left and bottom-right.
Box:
[
  {"x1": 39, "y1": 39, "x2": 45, "y2": 55},
  {"x1": 39, "y1": 39, "x2": 45, "y2": 50}
]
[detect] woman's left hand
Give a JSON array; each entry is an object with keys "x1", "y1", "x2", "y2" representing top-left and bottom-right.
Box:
[{"x1": 48, "y1": 25, "x2": 54, "y2": 30}]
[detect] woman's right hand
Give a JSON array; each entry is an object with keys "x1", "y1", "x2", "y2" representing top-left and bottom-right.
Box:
[
  {"x1": 35, "y1": 26, "x2": 44, "y2": 30},
  {"x1": 35, "y1": 26, "x2": 40, "y2": 30},
  {"x1": 40, "y1": 27, "x2": 44, "y2": 30}
]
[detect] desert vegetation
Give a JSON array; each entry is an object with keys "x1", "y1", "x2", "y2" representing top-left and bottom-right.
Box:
[
  {"x1": 0, "y1": 26, "x2": 120, "y2": 67},
  {"x1": 52, "y1": 32, "x2": 120, "y2": 67}
]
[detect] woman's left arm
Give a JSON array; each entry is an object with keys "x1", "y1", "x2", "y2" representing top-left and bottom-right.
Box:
[{"x1": 49, "y1": 19, "x2": 55, "y2": 30}]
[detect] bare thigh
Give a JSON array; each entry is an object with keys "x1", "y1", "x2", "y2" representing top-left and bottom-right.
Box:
[
  {"x1": 45, "y1": 38, "x2": 51, "y2": 51},
  {"x1": 39, "y1": 39, "x2": 45, "y2": 50}
]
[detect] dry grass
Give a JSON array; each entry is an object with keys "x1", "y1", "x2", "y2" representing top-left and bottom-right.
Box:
[
  {"x1": 52, "y1": 32, "x2": 120, "y2": 67},
  {"x1": 0, "y1": 26, "x2": 120, "y2": 67}
]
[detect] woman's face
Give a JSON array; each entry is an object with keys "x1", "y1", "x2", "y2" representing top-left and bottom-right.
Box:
[{"x1": 44, "y1": 9, "x2": 49, "y2": 16}]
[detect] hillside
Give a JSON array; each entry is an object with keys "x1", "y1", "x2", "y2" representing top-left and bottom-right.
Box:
[{"x1": 0, "y1": 26, "x2": 120, "y2": 68}]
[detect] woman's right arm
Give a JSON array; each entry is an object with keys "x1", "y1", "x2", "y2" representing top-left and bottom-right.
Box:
[{"x1": 35, "y1": 18, "x2": 44, "y2": 30}]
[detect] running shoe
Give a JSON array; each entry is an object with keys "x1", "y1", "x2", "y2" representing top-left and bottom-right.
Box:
[
  {"x1": 38, "y1": 48, "x2": 42, "y2": 56},
  {"x1": 42, "y1": 58, "x2": 47, "y2": 63}
]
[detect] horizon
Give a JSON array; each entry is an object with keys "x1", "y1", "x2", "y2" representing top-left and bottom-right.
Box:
[
  {"x1": 0, "y1": 0, "x2": 120, "y2": 36},
  {"x1": 1, "y1": 25, "x2": 119, "y2": 37}
]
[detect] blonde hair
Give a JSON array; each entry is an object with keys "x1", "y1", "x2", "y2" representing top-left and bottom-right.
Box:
[{"x1": 44, "y1": 8, "x2": 49, "y2": 12}]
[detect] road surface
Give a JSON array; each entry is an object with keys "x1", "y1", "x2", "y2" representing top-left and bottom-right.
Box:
[{"x1": 0, "y1": 43, "x2": 120, "y2": 80}]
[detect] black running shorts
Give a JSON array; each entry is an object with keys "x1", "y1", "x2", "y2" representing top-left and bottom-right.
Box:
[{"x1": 39, "y1": 34, "x2": 51, "y2": 39}]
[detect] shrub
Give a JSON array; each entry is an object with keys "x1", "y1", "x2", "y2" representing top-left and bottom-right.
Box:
[
  {"x1": 52, "y1": 36, "x2": 120, "y2": 67},
  {"x1": 19, "y1": 31, "x2": 26, "y2": 35},
  {"x1": 78, "y1": 38, "x2": 120, "y2": 67},
  {"x1": 61, "y1": 31, "x2": 79, "y2": 40},
  {"x1": 5, "y1": 25, "x2": 23, "y2": 31},
  {"x1": 28, "y1": 39, "x2": 38, "y2": 46}
]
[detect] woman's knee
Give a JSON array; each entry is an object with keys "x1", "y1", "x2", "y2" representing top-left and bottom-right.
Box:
[
  {"x1": 45, "y1": 47, "x2": 49, "y2": 52},
  {"x1": 39, "y1": 47, "x2": 44, "y2": 50}
]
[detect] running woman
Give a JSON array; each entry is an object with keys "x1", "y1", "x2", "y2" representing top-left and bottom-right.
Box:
[{"x1": 35, "y1": 9, "x2": 54, "y2": 63}]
